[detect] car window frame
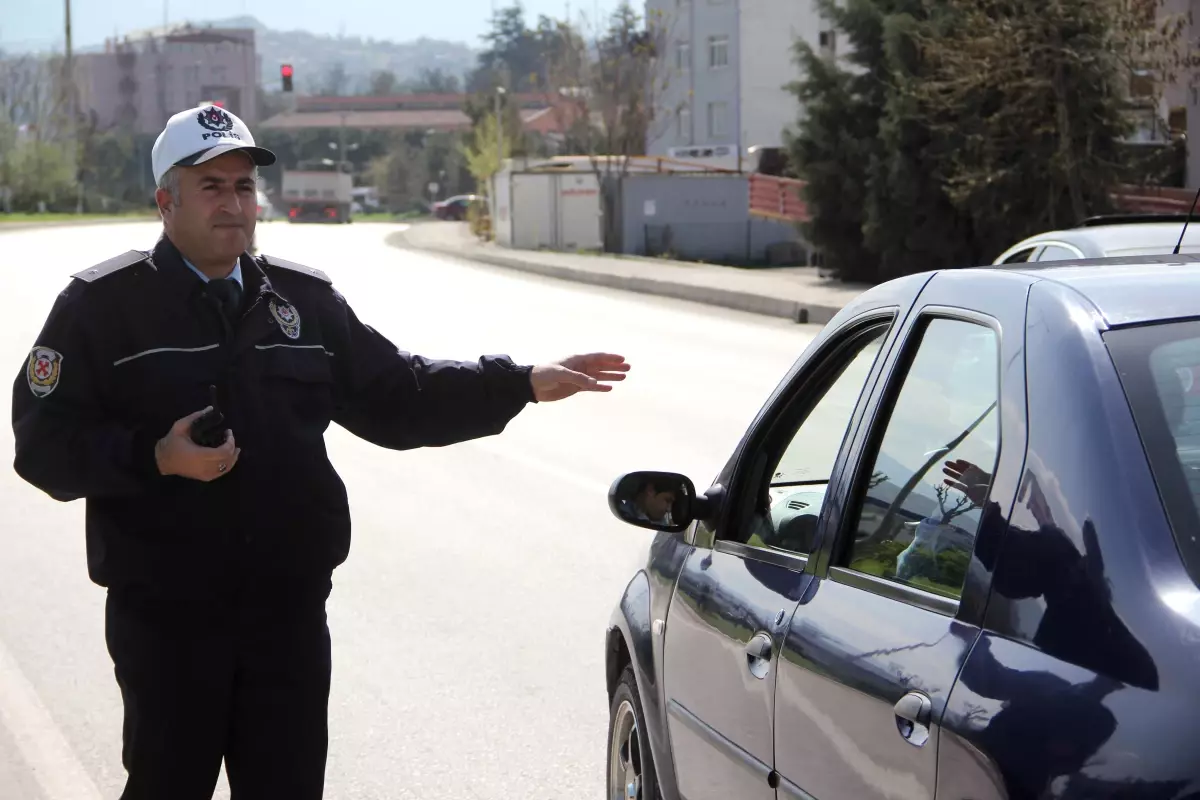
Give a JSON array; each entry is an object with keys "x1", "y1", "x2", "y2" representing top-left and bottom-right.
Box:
[
  {"x1": 709, "y1": 310, "x2": 900, "y2": 573},
  {"x1": 998, "y1": 245, "x2": 1039, "y2": 264},
  {"x1": 819, "y1": 307, "x2": 1005, "y2": 617},
  {"x1": 1033, "y1": 241, "x2": 1086, "y2": 262}
]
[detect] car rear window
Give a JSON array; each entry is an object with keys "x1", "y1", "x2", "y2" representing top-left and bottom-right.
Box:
[{"x1": 1106, "y1": 319, "x2": 1200, "y2": 586}]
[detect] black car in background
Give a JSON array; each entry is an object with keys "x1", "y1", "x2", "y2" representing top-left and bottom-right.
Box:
[
  {"x1": 605, "y1": 256, "x2": 1200, "y2": 800},
  {"x1": 433, "y1": 194, "x2": 479, "y2": 221}
]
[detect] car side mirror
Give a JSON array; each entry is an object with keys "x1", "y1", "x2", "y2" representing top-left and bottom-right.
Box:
[{"x1": 608, "y1": 471, "x2": 717, "y2": 533}]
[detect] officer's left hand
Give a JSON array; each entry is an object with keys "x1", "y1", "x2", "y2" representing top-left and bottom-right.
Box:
[{"x1": 531, "y1": 353, "x2": 630, "y2": 403}]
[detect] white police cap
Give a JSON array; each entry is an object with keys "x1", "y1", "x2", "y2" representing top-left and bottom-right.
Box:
[{"x1": 151, "y1": 104, "x2": 276, "y2": 186}]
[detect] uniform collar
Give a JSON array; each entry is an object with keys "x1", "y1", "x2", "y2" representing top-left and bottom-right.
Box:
[
  {"x1": 150, "y1": 235, "x2": 288, "y2": 307},
  {"x1": 181, "y1": 256, "x2": 242, "y2": 288}
]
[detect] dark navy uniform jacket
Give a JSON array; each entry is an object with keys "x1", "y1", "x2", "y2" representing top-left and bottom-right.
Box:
[{"x1": 12, "y1": 236, "x2": 535, "y2": 596}]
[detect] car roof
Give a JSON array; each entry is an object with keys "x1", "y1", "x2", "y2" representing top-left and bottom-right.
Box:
[
  {"x1": 983, "y1": 255, "x2": 1200, "y2": 327},
  {"x1": 997, "y1": 221, "x2": 1200, "y2": 260}
]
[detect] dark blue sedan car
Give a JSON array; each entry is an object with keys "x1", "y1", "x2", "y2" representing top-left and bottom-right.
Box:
[{"x1": 605, "y1": 258, "x2": 1200, "y2": 800}]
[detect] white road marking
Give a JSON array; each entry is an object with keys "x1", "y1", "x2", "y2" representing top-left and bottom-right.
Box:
[{"x1": 0, "y1": 637, "x2": 103, "y2": 800}]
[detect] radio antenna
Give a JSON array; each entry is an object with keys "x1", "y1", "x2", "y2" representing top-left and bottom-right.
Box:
[{"x1": 1173, "y1": 184, "x2": 1200, "y2": 255}]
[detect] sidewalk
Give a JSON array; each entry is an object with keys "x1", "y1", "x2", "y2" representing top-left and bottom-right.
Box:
[
  {"x1": 0, "y1": 216, "x2": 157, "y2": 233},
  {"x1": 391, "y1": 222, "x2": 870, "y2": 324}
]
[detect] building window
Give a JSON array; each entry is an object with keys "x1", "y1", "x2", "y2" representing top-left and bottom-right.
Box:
[
  {"x1": 676, "y1": 41, "x2": 690, "y2": 72},
  {"x1": 708, "y1": 36, "x2": 729, "y2": 69},
  {"x1": 707, "y1": 101, "x2": 728, "y2": 138},
  {"x1": 819, "y1": 30, "x2": 837, "y2": 57},
  {"x1": 678, "y1": 105, "x2": 691, "y2": 139}
]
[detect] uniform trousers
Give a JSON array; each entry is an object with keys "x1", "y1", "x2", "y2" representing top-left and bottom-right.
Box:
[{"x1": 104, "y1": 579, "x2": 333, "y2": 800}]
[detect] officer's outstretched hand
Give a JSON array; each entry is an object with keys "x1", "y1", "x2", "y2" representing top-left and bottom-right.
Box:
[
  {"x1": 530, "y1": 353, "x2": 630, "y2": 403},
  {"x1": 154, "y1": 408, "x2": 241, "y2": 481}
]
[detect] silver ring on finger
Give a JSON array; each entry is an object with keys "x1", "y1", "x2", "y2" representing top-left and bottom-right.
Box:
[{"x1": 218, "y1": 463, "x2": 227, "y2": 473}]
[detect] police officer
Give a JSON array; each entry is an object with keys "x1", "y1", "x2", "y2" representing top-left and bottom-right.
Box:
[{"x1": 10, "y1": 104, "x2": 629, "y2": 800}]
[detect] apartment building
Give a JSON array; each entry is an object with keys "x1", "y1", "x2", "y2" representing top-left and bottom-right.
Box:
[
  {"x1": 75, "y1": 24, "x2": 260, "y2": 136},
  {"x1": 646, "y1": 0, "x2": 824, "y2": 167},
  {"x1": 1159, "y1": 0, "x2": 1200, "y2": 187}
]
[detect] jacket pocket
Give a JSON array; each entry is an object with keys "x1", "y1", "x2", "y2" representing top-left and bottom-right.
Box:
[{"x1": 255, "y1": 345, "x2": 335, "y2": 435}]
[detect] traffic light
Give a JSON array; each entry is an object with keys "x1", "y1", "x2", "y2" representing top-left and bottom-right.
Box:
[{"x1": 281, "y1": 64, "x2": 294, "y2": 93}]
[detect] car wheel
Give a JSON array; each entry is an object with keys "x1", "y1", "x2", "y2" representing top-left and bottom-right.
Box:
[{"x1": 608, "y1": 666, "x2": 660, "y2": 800}]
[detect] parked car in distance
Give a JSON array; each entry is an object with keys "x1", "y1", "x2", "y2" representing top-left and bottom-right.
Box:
[
  {"x1": 603, "y1": 253, "x2": 1200, "y2": 800},
  {"x1": 433, "y1": 194, "x2": 478, "y2": 221},
  {"x1": 992, "y1": 213, "x2": 1200, "y2": 263}
]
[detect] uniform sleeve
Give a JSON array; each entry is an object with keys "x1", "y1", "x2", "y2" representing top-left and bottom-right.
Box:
[
  {"x1": 329, "y1": 293, "x2": 536, "y2": 450},
  {"x1": 11, "y1": 283, "x2": 164, "y2": 501}
]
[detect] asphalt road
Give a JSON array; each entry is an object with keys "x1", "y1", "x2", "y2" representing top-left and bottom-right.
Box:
[{"x1": 0, "y1": 220, "x2": 823, "y2": 800}]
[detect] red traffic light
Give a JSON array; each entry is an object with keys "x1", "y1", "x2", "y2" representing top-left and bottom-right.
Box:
[{"x1": 281, "y1": 64, "x2": 294, "y2": 78}]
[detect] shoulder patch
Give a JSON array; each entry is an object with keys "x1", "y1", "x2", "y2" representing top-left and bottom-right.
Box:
[
  {"x1": 259, "y1": 254, "x2": 332, "y2": 284},
  {"x1": 71, "y1": 250, "x2": 149, "y2": 283}
]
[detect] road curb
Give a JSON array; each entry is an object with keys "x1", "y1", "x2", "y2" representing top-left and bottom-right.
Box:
[
  {"x1": 0, "y1": 217, "x2": 158, "y2": 234},
  {"x1": 387, "y1": 230, "x2": 848, "y2": 324}
]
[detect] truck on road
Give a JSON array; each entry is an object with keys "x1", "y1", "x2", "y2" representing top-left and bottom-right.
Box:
[{"x1": 281, "y1": 167, "x2": 353, "y2": 223}]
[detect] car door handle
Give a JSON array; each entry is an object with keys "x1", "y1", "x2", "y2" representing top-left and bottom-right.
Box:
[
  {"x1": 744, "y1": 633, "x2": 773, "y2": 679},
  {"x1": 893, "y1": 691, "x2": 933, "y2": 747}
]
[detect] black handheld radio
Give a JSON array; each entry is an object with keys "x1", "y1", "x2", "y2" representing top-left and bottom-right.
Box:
[{"x1": 189, "y1": 385, "x2": 227, "y2": 448}]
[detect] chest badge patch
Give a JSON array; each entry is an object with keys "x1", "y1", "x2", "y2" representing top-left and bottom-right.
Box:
[
  {"x1": 26, "y1": 346, "x2": 63, "y2": 398},
  {"x1": 269, "y1": 299, "x2": 301, "y2": 340}
]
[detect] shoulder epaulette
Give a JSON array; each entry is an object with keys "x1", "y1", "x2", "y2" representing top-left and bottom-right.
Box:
[
  {"x1": 259, "y1": 254, "x2": 332, "y2": 284},
  {"x1": 72, "y1": 250, "x2": 149, "y2": 283}
]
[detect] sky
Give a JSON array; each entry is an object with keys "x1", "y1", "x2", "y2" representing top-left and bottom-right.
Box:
[{"x1": 1, "y1": 0, "x2": 619, "y2": 53}]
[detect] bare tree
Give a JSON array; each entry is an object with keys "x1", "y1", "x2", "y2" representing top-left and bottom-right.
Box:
[
  {"x1": 0, "y1": 53, "x2": 78, "y2": 210},
  {"x1": 542, "y1": 2, "x2": 681, "y2": 251},
  {"x1": 0, "y1": 54, "x2": 69, "y2": 140},
  {"x1": 1113, "y1": 0, "x2": 1199, "y2": 100},
  {"x1": 934, "y1": 484, "x2": 975, "y2": 526}
]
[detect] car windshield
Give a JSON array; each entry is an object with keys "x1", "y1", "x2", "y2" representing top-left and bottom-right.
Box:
[{"x1": 1106, "y1": 319, "x2": 1200, "y2": 587}]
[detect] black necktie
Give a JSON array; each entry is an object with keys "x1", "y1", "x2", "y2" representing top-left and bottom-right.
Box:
[{"x1": 207, "y1": 278, "x2": 243, "y2": 325}]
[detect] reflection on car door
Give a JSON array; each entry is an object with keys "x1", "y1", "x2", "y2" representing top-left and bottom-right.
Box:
[
  {"x1": 661, "y1": 315, "x2": 897, "y2": 800},
  {"x1": 772, "y1": 271, "x2": 1031, "y2": 800}
]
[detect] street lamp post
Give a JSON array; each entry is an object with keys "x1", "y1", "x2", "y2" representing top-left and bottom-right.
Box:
[
  {"x1": 338, "y1": 112, "x2": 347, "y2": 173},
  {"x1": 495, "y1": 86, "x2": 507, "y2": 174},
  {"x1": 328, "y1": 136, "x2": 358, "y2": 172}
]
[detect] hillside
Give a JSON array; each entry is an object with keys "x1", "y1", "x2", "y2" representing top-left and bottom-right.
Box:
[
  {"x1": 216, "y1": 16, "x2": 480, "y2": 92},
  {"x1": 51, "y1": 15, "x2": 480, "y2": 93}
]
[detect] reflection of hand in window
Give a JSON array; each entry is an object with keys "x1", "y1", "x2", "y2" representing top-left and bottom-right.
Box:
[{"x1": 942, "y1": 459, "x2": 992, "y2": 507}]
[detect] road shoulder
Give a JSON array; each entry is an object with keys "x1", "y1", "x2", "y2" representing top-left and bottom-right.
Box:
[{"x1": 388, "y1": 222, "x2": 867, "y2": 323}]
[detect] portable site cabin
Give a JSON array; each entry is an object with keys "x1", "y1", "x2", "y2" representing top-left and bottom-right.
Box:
[{"x1": 490, "y1": 156, "x2": 735, "y2": 252}]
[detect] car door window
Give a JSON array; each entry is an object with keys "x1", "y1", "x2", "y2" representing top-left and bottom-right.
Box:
[
  {"x1": 739, "y1": 324, "x2": 890, "y2": 556},
  {"x1": 843, "y1": 317, "x2": 1000, "y2": 599},
  {"x1": 1036, "y1": 244, "x2": 1083, "y2": 262},
  {"x1": 1001, "y1": 247, "x2": 1036, "y2": 264}
]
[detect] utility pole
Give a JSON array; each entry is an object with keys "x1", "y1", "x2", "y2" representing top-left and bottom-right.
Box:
[{"x1": 65, "y1": 0, "x2": 82, "y2": 213}]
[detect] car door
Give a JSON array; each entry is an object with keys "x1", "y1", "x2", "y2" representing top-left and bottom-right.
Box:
[
  {"x1": 660, "y1": 286, "x2": 931, "y2": 799},
  {"x1": 770, "y1": 270, "x2": 1031, "y2": 800}
]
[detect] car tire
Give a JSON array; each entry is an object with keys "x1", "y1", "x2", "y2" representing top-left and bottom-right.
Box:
[{"x1": 608, "y1": 665, "x2": 661, "y2": 800}]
